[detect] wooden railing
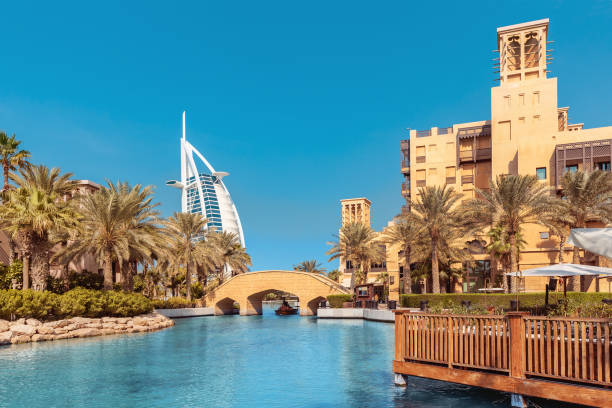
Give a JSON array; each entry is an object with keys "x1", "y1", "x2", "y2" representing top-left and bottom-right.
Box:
[
  {"x1": 524, "y1": 316, "x2": 611, "y2": 386},
  {"x1": 396, "y1": 313, "x2": 509, "y2": 372},
  {"x1": 395, "y1": 311, "x2": 611, "y2": 386}
]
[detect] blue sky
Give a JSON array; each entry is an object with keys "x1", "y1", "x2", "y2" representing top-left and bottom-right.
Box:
[{"x1": 1, "y1": 1, "x2": 611, "y2": 271}]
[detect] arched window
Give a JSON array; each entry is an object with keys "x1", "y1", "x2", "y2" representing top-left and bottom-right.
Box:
[
  {"x1": 524, "y1": 32, "x2": 539, "y2": 68},
  {"x1": 507, "y1": 35, "x2": 521, "y2": 71}
]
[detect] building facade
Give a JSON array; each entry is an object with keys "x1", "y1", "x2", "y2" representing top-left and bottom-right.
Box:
[
  {"x1": 166, "y1": 112, "x2": 245, "y2": 247},
  {"x1": 400, "y1": 19, "x2": 612, "y2": 292}
]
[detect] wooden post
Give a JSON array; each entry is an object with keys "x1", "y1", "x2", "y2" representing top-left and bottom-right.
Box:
[
  {"x1": 507, "y1": 312, "x2": 529, "y2": 379},
  {"x1": 394, "y1": 311, "x2": 404, "y2": 362},
  {"x1": 447, "y1": 316, "x2": 454, "y2": 368}
]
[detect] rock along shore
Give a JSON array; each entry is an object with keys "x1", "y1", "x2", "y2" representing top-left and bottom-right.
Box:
[{"x1": 0, "y1": 313, "x2": 175, "y2": 345}]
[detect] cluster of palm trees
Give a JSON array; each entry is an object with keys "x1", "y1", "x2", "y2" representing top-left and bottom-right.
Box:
[
  {"x1": 0, "y1": 133, "x2": 251, "y2": 300},
  {"x1": 328, "y1": 171, "x2": 612, "y2": 294}
]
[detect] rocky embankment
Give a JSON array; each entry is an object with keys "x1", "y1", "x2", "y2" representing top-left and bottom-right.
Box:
[{"x1": 0, "y1": 313, "x2": 174, "y2": 345}]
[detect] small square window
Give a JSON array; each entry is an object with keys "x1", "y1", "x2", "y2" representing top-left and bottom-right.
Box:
[
  {"x1": 540, "y1": 232, "x2": 549, "y2": 240},
  {"x1": 536, "y1": 167, "x2": 546, "y2": 180}
]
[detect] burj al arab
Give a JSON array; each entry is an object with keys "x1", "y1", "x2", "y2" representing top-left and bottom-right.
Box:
[{"x1": 166, "y1": 112, "x2": 245, "y2": 247}]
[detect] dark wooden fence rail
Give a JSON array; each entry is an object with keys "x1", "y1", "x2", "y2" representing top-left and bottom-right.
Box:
[
  {"x1": 524, "y1": 316, "x2": 610, "y2": 386},
  {"x1": 395, "y1": 311, "x2": 611, "y2": 386}
]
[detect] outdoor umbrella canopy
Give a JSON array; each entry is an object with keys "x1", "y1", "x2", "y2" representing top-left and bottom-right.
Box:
[
  {"x1": 567, "y1": 228, "x2": 612, "y2": 259},
  {"x1": 505, "y1": 263, "x2": 612, "y2": 277}
]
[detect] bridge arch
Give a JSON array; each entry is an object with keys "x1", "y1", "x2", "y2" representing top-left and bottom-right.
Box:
[{"x1": 205, "y1": 270, "x2": 350, "y2": 316}]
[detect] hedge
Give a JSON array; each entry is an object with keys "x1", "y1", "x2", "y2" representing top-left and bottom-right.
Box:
[
  {"x1": 327, "y1": 294, "x2": 353, "y2": 308},
  {"x1": 399, "y1": 292, "x2": 612, "y2": 318},
  {"x1": 0, "y1": 288, "x2": 153, "y2": 321},
  {"x1": 152, "y1": 297, "x2": 194, "y2": 309}
]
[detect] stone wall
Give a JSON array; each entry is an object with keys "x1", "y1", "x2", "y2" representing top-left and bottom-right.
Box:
[{"x1": 0, "y1": 313, "x2": 174, "y2": 345}]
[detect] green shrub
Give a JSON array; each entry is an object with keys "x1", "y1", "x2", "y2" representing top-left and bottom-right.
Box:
[
  {"x1": 133, "y1": 274, "x2": 145, "y2": 293},
  {"x1": 327, "y1": 294, "x2": 353, "y2": 308},
  {"x1": 0, "y1": 261, "x2": 23, "y2": 290},
  {"x1": 0, "y1": 288, "x2": 153, "y2": 321},
  {"x1": 190, "y1": 282, "x2": 204, "y2": 299},
  {"x1": 152, "y1": 297, "x2": 194, "y2": 309},
  {"x1": 68, "y1": 270, "x2": 104, "y2": 290},
  {"x1": 46, "y1": 275, "x2": 69, "y2": 294},
  {"x1": 103, "y1": 290, "x2": 153, "y2": 317},
  {"x1": 399, "y1": 292, "x2": 611, "y2": 317}
]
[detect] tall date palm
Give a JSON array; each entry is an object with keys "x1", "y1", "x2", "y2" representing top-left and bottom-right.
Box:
[
  {"x1": 461, "y1": 175, "x2": 562, "y2": 293},
  {"x1": 326, "y1": 222, "x2": 384, "y2": 290},
  {"x1": 0, "y1": 166, "x2": 78, "y2": 290},
  {"x1": 0, "y1": 132, "x2": 31, "y2": 192},
  {"x1": 54, "y1": 182, "x2": 160, "y2": 290},
  {"x1": 411, "y1": 185, "x2": 463, "y2": 294}
]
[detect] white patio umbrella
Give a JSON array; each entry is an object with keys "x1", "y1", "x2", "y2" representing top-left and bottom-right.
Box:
[
  {"x1": 505, "y1": 263, "x2": 612, "y2": 296},
  {"x1": 505, "y1": 263, "x2": 612, "y2": 277},
  {"x1": 567, "y1": 228, "x2": 612, "y2": 259}
]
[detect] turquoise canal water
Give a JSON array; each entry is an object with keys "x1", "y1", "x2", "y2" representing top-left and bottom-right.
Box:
[{"x1": 0, "y1": 306, "x2": 583, "y2": 408}]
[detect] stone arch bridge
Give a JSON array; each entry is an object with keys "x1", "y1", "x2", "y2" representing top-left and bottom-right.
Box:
[{"x1": 204, "y1": 270, "x2": 350, "y2": 316}]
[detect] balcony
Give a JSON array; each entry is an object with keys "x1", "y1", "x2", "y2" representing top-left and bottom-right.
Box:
[
  {"x1": 401, "y1": 160, "x2": 410, "y2": 173},
  {"x1": 555, "y1": 138, "x2": 612, "y2": 187},
  {"x1": 461, "y1": 175, "x2": 474, "y2": 185},
  {"x1": 416, "y1": 130, "x2": 431, "y2": 138},
  {"x1": 458, "y1": 148, "x2": 492, "y2": 163},
  {"x1": 416, "y1": 156, "x2": 426, "y2": 164},
  {"x1": 437, "y1": 127, "x2": 453, "y2": 135},
  {"x1": 416, "y1": 180, "x2": 426, "y2": 187},
  {"x1": 401, "y1": 182, "x2": 410, "y2": 197},
  {"x1": 446, "y1": 176, "x2": 456, "y2": 184}
]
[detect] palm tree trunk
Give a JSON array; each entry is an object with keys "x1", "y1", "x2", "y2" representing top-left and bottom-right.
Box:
[
  {"x1": 185, "y1": 261, "x2": 192, "y2": 300},
  {"x1": 22, "y1": 254, "x2": 30, "y2": 290},
  {"x1": 570, "y1": 246, "x2": 581, "y2": 291},
  {"x1": 509, "y1": 233, "x2": 519, "y2": 293},
  {"x1": 431, "y1": 240, "x2": 440, "y2": 294},
  {"x1": 2, "y1": 162, "x2": 9, "y2": 191},
  {"x1": 103, "y1": 251, "x2": 113, "y2": 290},
  {"x1": 404, "y1": 246, "x2": 412, "y2": 294}
]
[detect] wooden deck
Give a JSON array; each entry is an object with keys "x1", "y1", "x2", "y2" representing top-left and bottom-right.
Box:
[{"x1": 393, "y1": 311, "x2": 611, "y2": 407}]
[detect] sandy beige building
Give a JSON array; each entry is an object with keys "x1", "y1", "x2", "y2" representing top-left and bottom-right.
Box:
[{"x1": 400, "y1": 19, "x2": 612, "y2": 292}]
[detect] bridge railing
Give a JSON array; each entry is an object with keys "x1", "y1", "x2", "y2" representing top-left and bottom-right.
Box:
[
  {"x1": 395, "y1": 311, "x2": 611, "y2": 386},
  {"x1": 523, "y1": 316, "x2": 611, "y2": 385}
]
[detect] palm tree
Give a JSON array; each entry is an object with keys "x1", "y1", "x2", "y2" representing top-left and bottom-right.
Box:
[
  {"x1": 485, "y1": 225, "x2": 526, "y2": 291},
  {"x1": 107, "y1": 182, "x2": 163, "y2": 290},
  {"x1": 559, "y1": 170, "x2": 612, "y2": 290},
  {"x1": 293, "y1": 260, "x2": 327, "y2": 274},
  {"x1": 327, "y1": 269, "x2": 340, "y2": 282},
  {"x1": 162, "y1": 212, "x2": 227, "y2": 300},
  {"x1": 0, "y1": 172, "x2": 78, "y2": 290},
  {"x1": 461, "y1": 175, "x2": 562, "y2": 293},
  {"x1": 207, "y1": 231, "x2": 251, "y2": 282},
  {"x1": 0, "y1": 132, "x2": 30, "y2": 192},
  {"x1": 54, "y1": 182, "x2": 160, "y2": 290},
  {"x1": 381, "y1": 217, "x2": 425, "y2": 294},
  {"x1": 326, "y1": 222, "x2": 385, "y2": 290},
  {"x1": 375, "y1": 271, "x2": 390, "y2": 302},
  {"x1": 411, "y1": 185, "x2": 463, "y2": 293}
]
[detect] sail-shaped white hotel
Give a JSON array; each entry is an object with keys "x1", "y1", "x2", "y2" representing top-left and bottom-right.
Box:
[{"x1": 166, "y1": 112, "x2": 245, "y2": 247}]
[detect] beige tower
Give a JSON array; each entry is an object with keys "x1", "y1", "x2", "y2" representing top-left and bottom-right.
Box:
[
  {"x1": 491, "y1": 19, "x2": 558, "y2": 179},
  {"x1": 340, "y1": 198, "x2": 371, "y2": 227}
]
